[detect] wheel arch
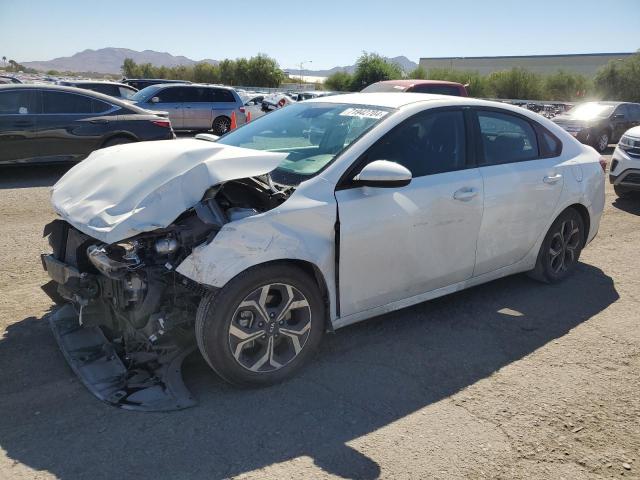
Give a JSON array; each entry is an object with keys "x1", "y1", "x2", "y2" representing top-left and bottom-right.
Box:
[
  {"x1": 234, "y1": 259, "x2": 333, "y2": 332},
  {"x1": 562, "y1": 203, "x2": 591, "y2": 247},
  {"x1": 100, "y1": 132, "x2": 138, "y2": 148}
]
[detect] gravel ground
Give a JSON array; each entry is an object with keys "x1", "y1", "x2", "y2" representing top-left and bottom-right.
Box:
[{"x1": 0, "y1": 153, "x2": 638, "y2": 480}]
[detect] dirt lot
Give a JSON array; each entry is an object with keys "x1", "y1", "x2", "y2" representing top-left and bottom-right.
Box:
[{"x1": 0, "y1": 154, "x2": 638, "y2": 480}]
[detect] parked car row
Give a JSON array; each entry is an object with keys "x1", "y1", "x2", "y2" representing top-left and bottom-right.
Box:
[{"x1": 0, "y1": 84, "x2": 174, "y2": 164}]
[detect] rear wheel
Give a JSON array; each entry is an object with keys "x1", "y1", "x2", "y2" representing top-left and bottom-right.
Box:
[
  {"x1": 212, "y1": 116, "x2": 231, "y2": 136},
  {"x1": 195, "y1": 264, "x2": 324, "y2": 387},
  {"x1": 529, "y1": 208, "x2": 584, "y2": 283}
]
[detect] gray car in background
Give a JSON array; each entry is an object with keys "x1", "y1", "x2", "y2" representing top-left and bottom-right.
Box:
[{"x1": 130, "y1": 84, "x2": 246, "y2": 135}]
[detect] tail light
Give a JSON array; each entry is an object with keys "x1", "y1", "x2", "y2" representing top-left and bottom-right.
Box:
[
  {"x1": 599, "y1": 157, "x2": 607, "y2": 173},
  {"x1": 239, "y1": 107, "x2": 245, "y2": 114},
  {"x1": 151, "y1": 120, "x2": 171, "y2": 128}
]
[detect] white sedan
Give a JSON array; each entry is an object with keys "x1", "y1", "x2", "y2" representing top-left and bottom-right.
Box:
[{"x1": 42, "y1": 93, "x2": 605, "y2": 410}]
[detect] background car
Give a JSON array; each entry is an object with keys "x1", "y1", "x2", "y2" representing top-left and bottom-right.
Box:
[
  {"x1": 121, "y1": 78, "x2": 191, "y2": 90},
  {"x1": 0, "y1": 75, "x2": 22, "y2": 84},
  {"x1": 553, "y1": 101, "x2": 640, "y2": 153},
  {"x1": 609, "y1": 125, "x2": 640, "y2": 198},
  {"x1": 57, "y1": 80, "x2": 138, "y2": 100},
  {"x1": 361, "y1": 79, "x2": 469, "y2": 96},
  {"x1": 0, "y1": 84, "x2": 174, "y2": 165},
  {"x1": 130, "y1": 83, "x2": 246, "y2": 134}
]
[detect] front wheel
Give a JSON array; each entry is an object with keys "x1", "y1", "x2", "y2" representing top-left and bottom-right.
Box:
[
  {"x1": 212, "y1": 116, "x2": 231, "y2": 136},
  {"x1": 528, "y1": 208, "x2": 584, "y2": 283},
  {"x1": 195, "y1": 264, "x2": 324, "y2": 387},
  {"x1": 594, "y1": 131, "x2": 609, "y2": 153}
]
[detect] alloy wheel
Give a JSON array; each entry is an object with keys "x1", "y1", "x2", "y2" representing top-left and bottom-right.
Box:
[
  {"x1": 548, "y1": 219, "x2": 581, "y2": 274},
  {"x1": 597, "y1": 133, "x2": 609, "y2": 152},
  {"x1": 228, "y1": 283, "x2": 312, "y2": 372},
  {"x1": 213, "y1": 117, "x2": 231, "y2": 135}
]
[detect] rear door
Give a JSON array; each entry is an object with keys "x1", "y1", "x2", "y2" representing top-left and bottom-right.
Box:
[
  {"x1": 183, "y1": 87, "x2": 212, "y2": 130},
  {"x1": 472, "y1": 108, "x2": 564, "y2": 277},
  {"x1": 210, "y1": 88, "x2": 239, "y2": 122},
  {"x1": 0, "y1": 88, "x2": 39, "y2": 164},
  {"x1": 147, "y1": 87, "x2": 184, "y2": 129},
  {"x1": 37, "y1": 90, "x2": 116, "y2": 162},
  {"x1": 336, "y1": 108, "x2": 484, "y2": 316}
]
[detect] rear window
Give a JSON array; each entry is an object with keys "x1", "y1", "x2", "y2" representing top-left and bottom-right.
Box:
[
  {"x1": 361, "y1": 83, "x2": 407, "y2": 93},
  {"x1": 410, "y1": 84, "x2": 462, "y2": 96}
]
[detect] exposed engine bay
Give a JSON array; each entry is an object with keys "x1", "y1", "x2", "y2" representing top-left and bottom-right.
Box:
[{"x1": 42, "y1": 176, "x2": 292, "y2": 410}]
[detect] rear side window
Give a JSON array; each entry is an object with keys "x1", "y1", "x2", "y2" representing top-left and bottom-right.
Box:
[
  {"x1": 477, "y1": 111, "x2": 539, "y2": 165},
  {"x1": 411, "y1": 84, "x2": 461, "y2": 96},
  {"x1": 181, "y1": 87, "x2": 202, "y2": 103},
  {"x1": 538, "y1": 129, "x2": 562, "y2": 157},
  {"x1": 365, "y1": 109, "x2": 467, "y2": 177},
  {"x1": 92, "y1": 99, "x2": 114, "y2": 113},
  {"x1": 42, "y1": 91, "x2": 95, "y2": 114},
  {"x1": 207, "y1": 88, "x2": 236, "y2": 103},
  {"x1": 0, "y1": 90, "x2": 38, "y2": 114}
]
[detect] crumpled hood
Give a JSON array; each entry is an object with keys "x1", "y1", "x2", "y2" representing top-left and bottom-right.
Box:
[{"x1": 51, "y1": 139, "x2": 286, "y2": 244}]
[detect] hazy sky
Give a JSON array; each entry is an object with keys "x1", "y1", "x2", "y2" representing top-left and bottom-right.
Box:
[{"x1": 1, "y1": 0, "x2": 638, "y2": 69}]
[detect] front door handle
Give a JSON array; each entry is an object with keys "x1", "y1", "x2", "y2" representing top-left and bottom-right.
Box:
[
  {"x1": 543, "y1": 174, "x2": 562, "y2": 184},
  {"x1": 453, "y1": 187, "x2": 478, "y2": 201}
]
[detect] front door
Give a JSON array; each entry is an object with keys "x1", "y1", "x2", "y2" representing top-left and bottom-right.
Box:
[
  {"x1": 147, "y1": 86, "x2": 184, "y2": 129},
  {"x1": 336, "y1": 108, "x2": 483, "y2": 317}
]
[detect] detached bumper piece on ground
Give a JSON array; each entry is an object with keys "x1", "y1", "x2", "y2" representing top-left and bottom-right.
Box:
[{"x1": 48, "y1": 304, "x2": 195, "y2": 411}]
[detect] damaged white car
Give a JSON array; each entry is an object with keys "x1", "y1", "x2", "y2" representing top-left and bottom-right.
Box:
[{"x1": 41, "y1": 93, "x2": 605, "y2": 410}]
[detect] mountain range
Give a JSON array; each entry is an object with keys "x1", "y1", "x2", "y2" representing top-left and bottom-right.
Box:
[{"x1": 22, "y1": 47, "x2": 418, "y2": 77}]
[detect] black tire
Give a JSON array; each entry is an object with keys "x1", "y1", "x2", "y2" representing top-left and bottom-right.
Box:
[
  {"x1": 614, "y1": 185, "x2": 635, "y2": 199},
  {"x1": 212, "y1": 116, "x2": 231, "y2": 136},
  {"x1": 594, "y1": 131, "x2": 609, "y2": 153},
  {"x1": 102, "y1": 136, "x2": 134, "y2": 148},
  {"x1": 195, "y1": 264, "x2": 324, "y2": 387},
  {"x1": 528, "y1": 208, "x2": 585, "y2": 284}
]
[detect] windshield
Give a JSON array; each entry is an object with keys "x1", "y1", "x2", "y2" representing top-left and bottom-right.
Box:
[
  {"x1": 217, "y1": 102, "x2": 393, "y2": 185},
  {"x1": 130, "y1": 85, "x2": 162, "y2": 102},
  {"x1": 567, "y1": 103, "x2": 615, "y2": 120}
]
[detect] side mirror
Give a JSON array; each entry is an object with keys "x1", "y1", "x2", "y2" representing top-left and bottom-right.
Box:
[
  {"x1": 150, "y1": 96, "x2": 160, "y2": 104},
  {"x1": 352, "y1": 160, "x2": 412, "y2": 188}
]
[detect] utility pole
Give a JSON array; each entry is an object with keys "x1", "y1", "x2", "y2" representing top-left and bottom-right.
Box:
[{"x1": 299, "y1": 60, "x2": 312, "y2": 89}]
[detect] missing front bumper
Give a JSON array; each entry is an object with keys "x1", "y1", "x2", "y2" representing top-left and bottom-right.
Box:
[{"x1": 49, "y1": 304, "x2": 197, "y2": 411}]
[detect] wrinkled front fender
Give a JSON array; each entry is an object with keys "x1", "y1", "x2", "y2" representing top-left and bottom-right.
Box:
[{"x1": 176, "y1": 184, "x2": 338, "y2": 321}]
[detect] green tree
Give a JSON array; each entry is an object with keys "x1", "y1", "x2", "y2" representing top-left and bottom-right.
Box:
[
  {"x1": 193, "y1": 62, "x2": 219, "y2": 83},
  {"x1": 325, "y1": 71, "x2": 354, "y2": 91},
  {"x1": 407, "y1": 66, "x2": 428, "y2": 79},
  {"x1": 544, "y1": 70, "x2": 589, "y2": 101},
  {"x1": 594, "y1": 52, "x2": 640, "y2": 102},
  {"x1": 246, "y1": 54, "x2": 284, "y2": 87},
  {"x1": 350, "y1": 52, "x2": 403, "y2": 91},
  {"x1": 487, "y1": 68, "x2": 543, "y2": 99}
]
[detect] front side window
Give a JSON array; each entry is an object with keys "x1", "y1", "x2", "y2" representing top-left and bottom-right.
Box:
[
  {"x1": 477, "y1": 111, "x2": 538, "y2": 165},
  {"x1": 364, "y1": 109, "x2": 467, "y2": 177},
  {"x1": 217, "y1": 102, "x2": 392, "y2": 185},
  {"x1": 0, "y1": 90, "x2": 38, "y2": 114},
  {"x1": 42, "y1": 91, "x2": 94, "y2": 114},
  {"x1": 155, "y1": 87, "x2": 185, "y2": 103}
]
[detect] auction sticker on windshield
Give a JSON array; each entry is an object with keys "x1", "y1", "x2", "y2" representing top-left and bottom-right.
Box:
[{"x1": 339, "y1": 107, "x2": 389, "y2": 119}]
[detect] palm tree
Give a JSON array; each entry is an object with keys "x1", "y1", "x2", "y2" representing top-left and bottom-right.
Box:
[{"x1": 1, "y1": 56, "x2": 6, "y2": 68}]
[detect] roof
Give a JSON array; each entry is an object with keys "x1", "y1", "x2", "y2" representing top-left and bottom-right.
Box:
[
  {"x1": 374, "y1": 79, "x2": 464, "y2": 87},
  {"x1": 420, "y1": 52, "x2": 635, "y2": 61},
  {"x1": 306, "y1": 92, "x2": 458, "y2": 108},
  {"x1": 0, "y1": 84, "x2": 147, "y2": 111},
  {"x1": 59, "y1": 80, "x2": 131, "y2": 87}
]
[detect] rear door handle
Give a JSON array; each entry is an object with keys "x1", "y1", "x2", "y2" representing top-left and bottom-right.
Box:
[
  {"x1": 89, "y1": 118, "x2": 108, "y2": 124},
  {"x1": 543, "y1": 174, "x2": 562, "y2": 184},
  {"x1": 453, "y1": 187, "x2": 478, "y2": 201},
  {"x1": 13, "y1": 120, "x2": 33, "y2": 127}
]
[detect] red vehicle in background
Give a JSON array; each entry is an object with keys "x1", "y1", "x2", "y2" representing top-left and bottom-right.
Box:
[{"x1": 361, "y1": 79, "x2": 469, "y2": 97}]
